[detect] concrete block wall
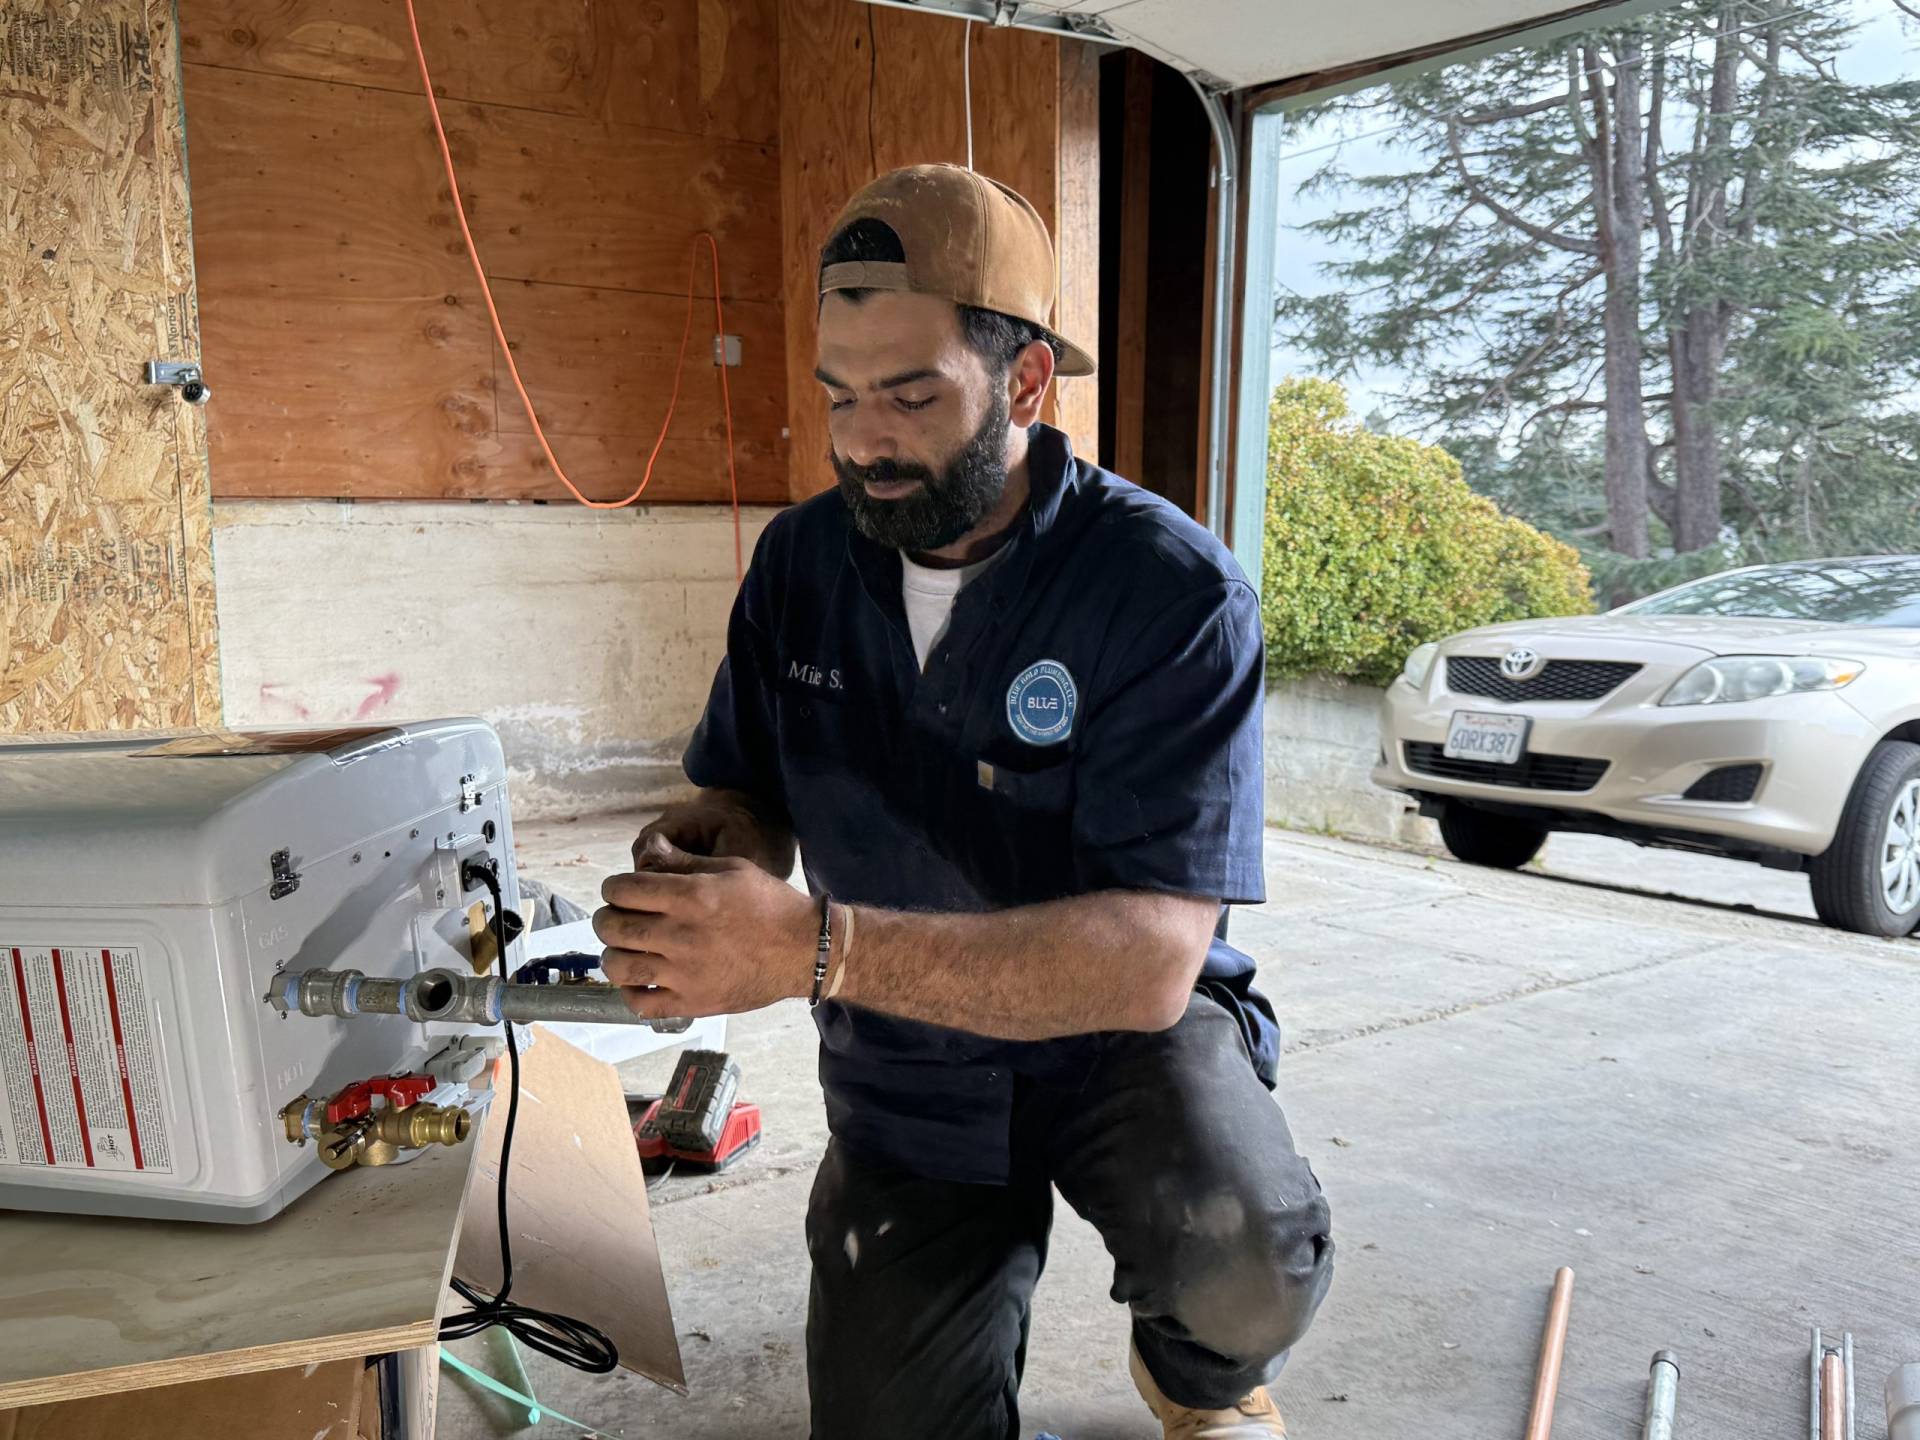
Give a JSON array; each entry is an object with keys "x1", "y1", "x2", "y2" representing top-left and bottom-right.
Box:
[
  {"x1": 213, "y1": 501, "x2": 775, "y2": 819},
  {"x1": 1264, "y1": 675, "x2": 1438, "y2": 848}
]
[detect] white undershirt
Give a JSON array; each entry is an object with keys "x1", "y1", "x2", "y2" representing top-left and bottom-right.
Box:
[{"x1": 901, "y1": 552, "x2": 999, "y2": 670}]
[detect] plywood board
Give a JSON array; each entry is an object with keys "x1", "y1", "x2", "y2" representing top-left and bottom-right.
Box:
[
  {"x1": 778, "y1": 1, "x2": 1095, "y2": 500},
  {"x1": 181, "y1": 64, "x2": 499, "y2": 500},
  {"x1": 675, "y1": 0, "x2": 780, "y2": 149},
  {"x1": 0, "y1": 1138, "x2": 479, "y2": 1409},
  {"x1": 181, "y1": 0, "x2": 780, "y2": 144},
  {"x1": 491, "y1": 285, "x2": 786, "y2": 445},
  {"x1": 182, "y1": 58, "x2": 784, "y2": 500},
  {"x1": 0, "y1": 1356, "x2": 366, "y2": 1440},
  {"x1": 456, "y1": 1027, "x2": 684, "y2": 1393},
  {"x1": 481, "y1": 426, "x2": 789, "y2": 505},
  {"x1": 777, "y1": 0, "x2": 874, "y2": 502},
  {"x1": 488, "y1": 281, "x2": 787, "y2": 504},
  {"x1": 0, "y1": 0, "x2": 220, "y2": 732},
  {"x1": 451, "y1": 103, "x2": 780, "y2": 302},
  {"x1": 1054, "y1": 38, "x2": 1102, "y2": 464},
  {"x1": 1110, "y1": 52, "x2": 1155, "y2": 487}
]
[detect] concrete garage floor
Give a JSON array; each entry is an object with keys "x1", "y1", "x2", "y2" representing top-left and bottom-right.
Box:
[{"x1": 443, "y1": 816, "x2": 1918, "y2": 1439}]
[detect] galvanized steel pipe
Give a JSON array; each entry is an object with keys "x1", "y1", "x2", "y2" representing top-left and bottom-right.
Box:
[
  {"x1": 1642, "y1": 1350, "x2": 1679, "y2": 1440},
  {"x1": 272, "y1": 965, "x2": 691, "y2": 1032}
]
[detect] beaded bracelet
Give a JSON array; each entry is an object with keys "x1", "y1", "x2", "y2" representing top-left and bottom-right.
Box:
[{"x1": 809, "y1": 892, "x2": 833, "y2": 1008}]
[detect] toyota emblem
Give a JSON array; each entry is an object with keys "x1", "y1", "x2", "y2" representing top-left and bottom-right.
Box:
[{"x1": 1501, "y1": 647, "x2": 1545, "y2": 681}]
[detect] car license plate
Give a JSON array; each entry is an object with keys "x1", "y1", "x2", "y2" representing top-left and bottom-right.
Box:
[{"x1": 1445, "y1": 711, "x2": 1530, "y2": 765}]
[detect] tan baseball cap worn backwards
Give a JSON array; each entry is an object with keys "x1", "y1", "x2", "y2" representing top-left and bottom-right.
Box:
[{"x1": 819, "y1": 164, "x2": 1097, "y2": 378}]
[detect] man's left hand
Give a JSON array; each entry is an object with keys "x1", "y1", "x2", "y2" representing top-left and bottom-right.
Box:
[{"x1": 593, "y1": 835, "x2": 819, "y2": 1020}]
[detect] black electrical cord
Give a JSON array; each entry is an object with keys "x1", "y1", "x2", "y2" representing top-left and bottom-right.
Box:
[{"x1": 438, "y1": 858, "x2": 619, "y2": 1373}]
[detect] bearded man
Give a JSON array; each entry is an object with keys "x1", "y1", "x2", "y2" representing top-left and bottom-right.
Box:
[{"x1": 594, "y1": 164, "x2": 1333, "y2": 1440}]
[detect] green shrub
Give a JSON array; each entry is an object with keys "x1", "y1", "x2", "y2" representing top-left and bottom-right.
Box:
[{"x1": 1261, "y1": 378, "x2": 1593, "y2": 686}]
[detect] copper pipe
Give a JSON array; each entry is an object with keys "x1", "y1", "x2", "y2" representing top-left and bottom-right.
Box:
[
  {"x1": 1823, "y1": 1351, "x2": 1846, "y2": 1440},
  {"x1": 1524, "y1": 1267, "x2": 1576, "y2": 1440}
]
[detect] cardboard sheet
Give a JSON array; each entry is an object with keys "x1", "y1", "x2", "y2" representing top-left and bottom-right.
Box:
[{"x1": 455, "y1": 1026, "x2": 685, "y2": 1393}]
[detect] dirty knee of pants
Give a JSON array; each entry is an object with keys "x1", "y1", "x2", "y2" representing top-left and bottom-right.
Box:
[{"x1": 1150, "y1": 1202, "x2": 1334, "y2": 1366}]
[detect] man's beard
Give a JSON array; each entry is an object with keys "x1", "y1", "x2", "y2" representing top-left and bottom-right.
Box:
[{"x1": 832, "y1": 391, "x2": 1011, "y2": 553}]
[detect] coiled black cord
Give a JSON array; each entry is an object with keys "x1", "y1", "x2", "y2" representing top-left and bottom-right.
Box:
[{"x1": 438, "y1": 859, "x2": 619, "y2": 1373}]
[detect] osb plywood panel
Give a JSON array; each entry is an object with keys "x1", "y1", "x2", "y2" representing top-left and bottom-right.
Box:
[
  {"x1": 182, "y1": 52, "x2": 783, "y2": 499},
  {"x1": 147, "y1": 0, "x2": 220, "y2": 723},
  {"x1": 0, "y1": 0, "x2": 220, "y2": 733},
  {"x1": 181, "y1": 0, "x2": 780, "y2": 145},
  {"x1": 779, "y1": 2, "x2": 1096, "y2": 500}
]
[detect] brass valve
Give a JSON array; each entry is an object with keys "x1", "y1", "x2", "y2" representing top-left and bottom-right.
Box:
[
  {"x1": 280, "y1": 1074, "x2": 473, "y2": 1171},
  {"x1": 373, "y1": 1099, "x2": 471, "y2": 1151}
]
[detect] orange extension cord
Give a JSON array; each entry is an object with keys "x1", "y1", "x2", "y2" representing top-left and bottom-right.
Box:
[{"x1": 402, "y1": 0, "x2": 744, "y2": 579}]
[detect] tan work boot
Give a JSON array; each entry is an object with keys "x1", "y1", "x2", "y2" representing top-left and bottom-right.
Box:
[{"x1": 1130, "y1": 1344, "x2": 1288, "y2": 1438}]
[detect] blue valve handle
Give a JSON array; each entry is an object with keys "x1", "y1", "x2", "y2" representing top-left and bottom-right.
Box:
[{"x1": 511, "y1": 951, "x2": 601, "y2": 986}]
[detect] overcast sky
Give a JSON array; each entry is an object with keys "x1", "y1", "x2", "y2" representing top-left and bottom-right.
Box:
[{"x1": 1265, "y1": 0, "x2": 1919, "y2": 426}]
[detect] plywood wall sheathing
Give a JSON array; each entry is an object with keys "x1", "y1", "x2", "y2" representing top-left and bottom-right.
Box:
[
  {"x1": 778, "y1": 2, "x2": 1101, "y2": 501},
  {"x1": 0, "y1": 0, "x2": 221, "y2": 733},
  {"x1": 178, "y1": 0, "x2": 790, "y2": 502},
  {"x1": 1054, "y1": 37, "x2": 1102, "y2": 466}
]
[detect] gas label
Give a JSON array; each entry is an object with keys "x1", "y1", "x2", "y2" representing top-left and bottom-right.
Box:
[{"x1": 0, "y1": 945, "x2": 173, "y2": 1174}]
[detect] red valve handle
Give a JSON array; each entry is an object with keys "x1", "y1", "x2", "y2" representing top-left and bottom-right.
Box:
[{"x1": 326, "y1": 1074, "x2": 435, "y2": 1125}]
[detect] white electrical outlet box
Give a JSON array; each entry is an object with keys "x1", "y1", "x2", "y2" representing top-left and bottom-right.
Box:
[{"x1": 0, "y1": 717, "x2": 519, "y2": 1223}]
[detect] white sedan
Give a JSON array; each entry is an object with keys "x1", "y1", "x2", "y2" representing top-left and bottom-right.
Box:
[{"x1": 1374, "y1": 556, "x2": 1920, "y2": 937}]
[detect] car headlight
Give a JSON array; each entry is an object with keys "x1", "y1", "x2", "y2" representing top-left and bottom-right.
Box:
[
  {"x1": 1400, "y1": 643, "x2": 1440, "y2": 690},
  {"x1": 1659, "y1": 656, "x2": 1865, "y2": 707}
]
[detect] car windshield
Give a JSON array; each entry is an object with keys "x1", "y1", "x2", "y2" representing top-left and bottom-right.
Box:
[{"x1": 1621, "y1": 559, "x2": 1920, "y2": 627}]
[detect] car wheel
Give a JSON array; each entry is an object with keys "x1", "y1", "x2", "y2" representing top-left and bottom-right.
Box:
[
  {"x1": 1809, "y1": 740, "x2": 1920, "y2": 938},
  {"x1": 1437, "y1": 806, "x2": 1549, "y2": 870}
]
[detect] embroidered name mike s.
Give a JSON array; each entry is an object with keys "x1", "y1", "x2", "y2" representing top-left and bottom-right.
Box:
[{"x1": 788, "y1": 661, "x2": 845, "y2": 691}]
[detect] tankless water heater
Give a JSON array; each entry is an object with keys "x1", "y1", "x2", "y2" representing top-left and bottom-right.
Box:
[{"x1": 0, "y1": 718, "x2": 520, "y2": 1223}]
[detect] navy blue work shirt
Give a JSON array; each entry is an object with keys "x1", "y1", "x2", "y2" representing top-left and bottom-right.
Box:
[{"x1": 684, "y1": 424, "x2": 1276, "y2": 1184}]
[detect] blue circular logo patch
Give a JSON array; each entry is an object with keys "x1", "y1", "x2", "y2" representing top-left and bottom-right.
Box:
[{"x1": 1007, "y1": 660, "x2": 1077, "y2": 746}]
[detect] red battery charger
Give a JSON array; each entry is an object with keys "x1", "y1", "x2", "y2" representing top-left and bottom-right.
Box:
[{"x1": 633, "y1": 1049, "x2": 762, "y2": 1173}]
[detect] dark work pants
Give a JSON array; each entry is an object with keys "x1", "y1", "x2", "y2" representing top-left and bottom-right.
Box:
[{"x1": 804, "y1": 995, "x2": 1334, "y2": 1440}]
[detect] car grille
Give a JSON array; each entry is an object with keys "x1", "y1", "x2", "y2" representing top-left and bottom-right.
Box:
[
  {"x1": 1405, "y1": 741, "x2": 1610, "y2": 792},
  {"x1": 1446, "y1": 657, "x2": 1642, "y2": 703},
  {"x1": 1683, "y1": 763, "x2": 1763, "y2": 803}
]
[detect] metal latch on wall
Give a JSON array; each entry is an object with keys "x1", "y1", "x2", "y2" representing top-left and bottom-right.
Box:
[{"x1": 145, "y1": 359, "x2": 211, "y2": 406}]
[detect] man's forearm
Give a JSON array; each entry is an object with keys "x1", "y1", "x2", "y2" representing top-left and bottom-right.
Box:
[{"x1": 835, "y1": 891, "x2": 1218, "y2": 1041}]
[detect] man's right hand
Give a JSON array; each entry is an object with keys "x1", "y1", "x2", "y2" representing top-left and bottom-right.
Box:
[{"x1": 634, "y1": 789, "x2": 795, "y2": 878}]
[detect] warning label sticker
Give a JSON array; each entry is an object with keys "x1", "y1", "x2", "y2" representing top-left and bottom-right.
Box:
[{"x1": 0, "y1": 945, "x2": 173, "y2": 1174}]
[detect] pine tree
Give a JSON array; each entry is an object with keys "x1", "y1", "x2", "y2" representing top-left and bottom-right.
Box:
[{"x1": 1274, "y1": 0, "x2": 1920, "y2": 579}]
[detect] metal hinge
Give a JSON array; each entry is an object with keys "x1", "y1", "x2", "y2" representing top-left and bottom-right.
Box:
[{"x1": 269, "y1": 848, "x2": 301, "y2": 900}]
